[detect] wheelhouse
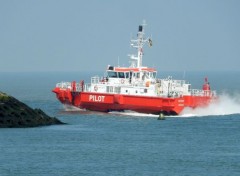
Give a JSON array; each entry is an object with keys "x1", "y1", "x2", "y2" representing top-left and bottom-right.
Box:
[{"x1": 106, "y1": 65, "x2": 157, "y2": 81}]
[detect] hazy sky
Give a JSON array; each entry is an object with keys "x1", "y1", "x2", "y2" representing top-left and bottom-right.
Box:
[{"x1": 0, "y1": 0, "x2": 240, "y2": 72}]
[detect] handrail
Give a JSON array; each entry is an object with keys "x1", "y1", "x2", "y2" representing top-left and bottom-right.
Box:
[
  {"x1": 56, "y1": 82, "x2": 83, "y2": 92},
  {"x1": 191, "y1": 89, "x2": 216, "y2": 97},
  {"x1": 56, "y1": 82, "x2": 71, "y2": 89}
]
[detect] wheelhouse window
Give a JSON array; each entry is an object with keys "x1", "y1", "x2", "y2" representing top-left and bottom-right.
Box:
[
  {"x1": 107, "y1": 71, "x2": 117, "y2": 78},
  {"x1": 142, "y1": 71, "x2": 157, "y2": 79},
  {"x1": 136, "y1": 72, "x2": 140, "y2": 78},
  {"x1": 118, "y1": 72, "x2": 125, "y2": 78},
  {"x1": 148, "y1": 71, "x2": 157, "y2": 78},
  {"x1": 153, "y1": 71, "x2": 157, "y2": 78}
]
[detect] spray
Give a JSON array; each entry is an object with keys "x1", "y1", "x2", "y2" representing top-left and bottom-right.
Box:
[{"x1": 180, "y1": 93, "x2": 240, "y2": 117}]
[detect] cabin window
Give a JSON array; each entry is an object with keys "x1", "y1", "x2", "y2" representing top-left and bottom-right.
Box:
[
  {"x1": 153, "y1": 72, "x2": 157, "y2": 78},
  {"x1": 107, "y1": 71, "x2": 117, "y2": 78},
  {"x1": 118, "y1": 72, "x2": 125, "y2": 78},
  {"x1": 136, "y1": 72, "x2": 140, "y2": 78},
  {"x1": 107, "y1": 86, "x2": 114, "y2": 92},
  {"x1": 114, "y1": 87, "x2": 121, "y2": 93},
  {"x1": 125, "y1": 72, "x2": 129, "y2": 78},
  {"x1": 149, "y1": 72, "x2": 153, "y2": 78},
  {"x1": 143, "y1": 72, "x2": 148, "y2": 79},
  {"x1": 143, "y1": 72, "x2": 149, "y2": 79},
  {"x1": 142, "y1": 72, "x2": 146, "y2": 80}
]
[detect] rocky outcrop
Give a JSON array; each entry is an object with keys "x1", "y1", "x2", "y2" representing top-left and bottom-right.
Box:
[{"x1": 0, "y1": 92, "x2": 64, "y2": 128}]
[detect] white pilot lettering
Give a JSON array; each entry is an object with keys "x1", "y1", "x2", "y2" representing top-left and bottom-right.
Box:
[{"x1": 89, "y1": 95, "x2": 105, "y2": 102}]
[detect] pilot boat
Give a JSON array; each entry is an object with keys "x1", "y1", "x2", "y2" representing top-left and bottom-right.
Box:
[{"x1": 52, "y1": 21, "x2": 216, "y2": 116}]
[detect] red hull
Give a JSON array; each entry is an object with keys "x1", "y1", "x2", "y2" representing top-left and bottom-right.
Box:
[{"x1": 53, "y1": 88, "x2": 213, "y2": 115}]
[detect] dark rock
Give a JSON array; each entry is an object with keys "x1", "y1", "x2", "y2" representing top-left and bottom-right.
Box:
[{"x1": 0, "y1": 92, "x2": 65, "y2": 128}]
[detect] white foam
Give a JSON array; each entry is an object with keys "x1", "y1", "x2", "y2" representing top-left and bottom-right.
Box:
[
  {"x1": 180, "y1": 93, "x2": 240, "y2": 117},
  {"x1": 63, "y1": 104, "x2": 85, "y2": 112},
  {"x1": 109, "y1": 111, "x2": 158, "y2": 118}
]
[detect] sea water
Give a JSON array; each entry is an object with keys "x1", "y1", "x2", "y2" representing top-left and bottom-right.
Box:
[{"x1": 0, "y1": 71, "x2": 240, "y2": 176}]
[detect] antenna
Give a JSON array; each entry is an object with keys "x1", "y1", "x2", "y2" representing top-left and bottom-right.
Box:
[
  {"x1": 129, "y1": 20, "x2": 151, "y2": 68},
  {"x1": 142, "y1": 19, "x2": 147, "y2": 27}
]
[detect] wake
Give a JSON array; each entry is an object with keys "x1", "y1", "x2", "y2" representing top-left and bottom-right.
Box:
[{"x1": 180, "y1": 93, "x2": 240, "y2": 117}]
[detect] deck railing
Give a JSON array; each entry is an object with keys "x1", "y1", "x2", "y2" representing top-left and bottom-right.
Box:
[
  {"x1": 56, "y1": 82, "x2": 71, "y2": 89},
  {"x1": 56, "y1": 82, "x2": 83, "y2": 92},
  {"x1": 191, "y1": 89, "x2": 216, "y2": 97}
]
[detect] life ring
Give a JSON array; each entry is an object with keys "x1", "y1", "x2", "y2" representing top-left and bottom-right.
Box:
[
  {"x1": 94, "y1": 85, "x2": 98, "y2": 91},
  {"x1": 121, "y1": 79, "x2": 125, "y2": 84}
]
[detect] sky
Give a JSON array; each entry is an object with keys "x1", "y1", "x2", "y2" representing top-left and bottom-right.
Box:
[{"x1": 0, "y1": 0, "x2": 240, "y2": 72}]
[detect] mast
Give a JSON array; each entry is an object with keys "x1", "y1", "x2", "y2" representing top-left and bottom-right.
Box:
[{"x1": 129, "y1": 20, "x2": 151, "y2": 68}]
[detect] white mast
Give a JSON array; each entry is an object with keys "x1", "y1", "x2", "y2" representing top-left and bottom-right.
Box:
[{"x1": 129, "y1": 20, "x2": 151, "y2": 68}]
